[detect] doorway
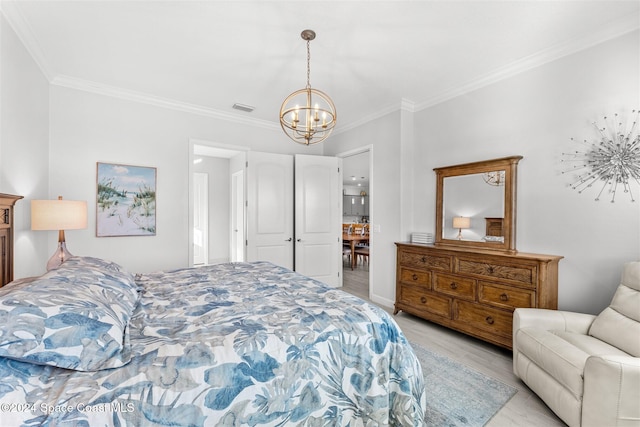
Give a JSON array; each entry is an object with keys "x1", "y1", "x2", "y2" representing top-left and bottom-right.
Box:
[
  {"x1": 188, "y1": 141, "x2": 342, "y2": 285},
  {"x1": 189, "y1": 140, "x2": 248, "y2": 267},
  {"x1": 339, "y1": 147, "x2": 372, "y2": 299}
]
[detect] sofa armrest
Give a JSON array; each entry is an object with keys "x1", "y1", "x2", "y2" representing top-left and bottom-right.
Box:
[
  {"x1": 512, "y1": 309, "x2": 597, "y2": 375},
  {"x1": 513, "y1": 308, "x2": 596, "y2": 335},
  {"x1": 582, "y1": 355, "x2": 640, "y2": 427}
]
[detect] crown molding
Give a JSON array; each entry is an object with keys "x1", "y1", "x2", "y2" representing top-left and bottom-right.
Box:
[
  {"x1": 3, "y1": 3, "x2": 637, "y2": 132},
  {"x1": 414, "y1": 13, "x2": 640, "y2": 111},
  {"x1": 0, "y1": 1, "x2": 54, "y2": 81},
  {"x1": 51, "y1": 75, "x2": 280, "y2": 131},
  {"x1": 335, "y1": 101, "x2": 407, "y2": 135},
  {"x1": 400, "y1": 98, "x2": 417, "y2": 113}
]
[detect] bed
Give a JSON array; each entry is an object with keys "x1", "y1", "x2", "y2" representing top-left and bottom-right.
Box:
[{"x1": 0, "y1": 256, "x2": 425, "y2": 426}]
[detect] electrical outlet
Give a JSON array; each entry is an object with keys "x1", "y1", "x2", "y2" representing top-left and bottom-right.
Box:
[{"x1": 373, "y1": 224, "x2": 381, "y2": 233}]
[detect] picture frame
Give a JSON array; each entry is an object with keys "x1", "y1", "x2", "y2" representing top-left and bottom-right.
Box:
[{"x1": 96, "y1": 162, "x2": 157, "y2": 237}]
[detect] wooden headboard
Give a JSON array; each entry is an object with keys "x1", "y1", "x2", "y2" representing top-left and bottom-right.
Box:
[{"x1": 0, "y1": 193, "x2": 23, "y2": 287}]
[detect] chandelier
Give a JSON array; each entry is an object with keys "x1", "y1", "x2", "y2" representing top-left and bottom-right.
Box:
[
  {"x1": 279, "y1": 29, "x2": 337, "y2": 145},
  {"x1": 483, "y1": 170, "x2": 505, "y2": 186}
]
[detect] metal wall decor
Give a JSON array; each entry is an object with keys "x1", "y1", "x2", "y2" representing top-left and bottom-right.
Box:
[{"x1": 562, "y1": 110, "x2": 640, "y2": 202}]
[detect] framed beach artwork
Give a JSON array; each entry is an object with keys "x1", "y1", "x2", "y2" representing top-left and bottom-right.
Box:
[{"x1": 96, "y1": 162, "x2": 157, "y2": 237}]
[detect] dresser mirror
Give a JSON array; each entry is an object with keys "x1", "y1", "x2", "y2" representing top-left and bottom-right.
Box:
[{"x1": 434, "y1": 156, "x2": 522, "y2": 253}]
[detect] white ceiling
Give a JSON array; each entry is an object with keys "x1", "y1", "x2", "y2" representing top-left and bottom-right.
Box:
[
  {"x1": 343, "y1": 150, "x2": 370, "y2": 188},
  {"x1": 2, "y1": 1, "x2": 638, "y2": 135}
]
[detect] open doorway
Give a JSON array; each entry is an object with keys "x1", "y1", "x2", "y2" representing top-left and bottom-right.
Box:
[
  {"x1": 339, "y1": 148, "x2": 372, "y2": 300},
  {"x1": 188, "y1": 140, "x2": 247, "y2": 266}
]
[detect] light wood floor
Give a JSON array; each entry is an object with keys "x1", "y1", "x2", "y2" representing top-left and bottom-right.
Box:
[{"x1": 342, "y1": 261, "x2": 566, "y2": 427}]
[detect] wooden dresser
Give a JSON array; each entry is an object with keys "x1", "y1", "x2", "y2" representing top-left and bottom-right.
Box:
[
  {"x1": 394, "y1": 242, "x2": 562, "y2": 349},
  {"x1": 0, "y1": 193, "x2": 23, "y2": 287}
]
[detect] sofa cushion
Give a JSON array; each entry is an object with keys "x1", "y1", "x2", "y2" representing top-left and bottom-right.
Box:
[
  {"x1": 589, "y1": 262, "x2": 640, "y2": 357},
  {"x1": 515, "y1": 328, "x2": 628, "y2": 398}
]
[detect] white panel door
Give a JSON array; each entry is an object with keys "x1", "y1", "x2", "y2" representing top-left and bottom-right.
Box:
[
  {"x1": 294, "y1": 154, "x2": 342, "y2": 287},
  {"x1": 246, "y1": 151, "x2": 294, "y2": 269},
  {"x1": 193, "y1": 172, "x2": 208, "y2": 265}
]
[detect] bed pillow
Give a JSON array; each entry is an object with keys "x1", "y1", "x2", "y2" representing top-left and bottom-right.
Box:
[{"x1": 0, "y1": 256, "x2": 139, "y2": 371}]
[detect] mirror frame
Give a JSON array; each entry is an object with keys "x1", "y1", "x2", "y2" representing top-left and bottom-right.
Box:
[{"x1": 434, "y1": 155, "x2": 523, "y2": 254}]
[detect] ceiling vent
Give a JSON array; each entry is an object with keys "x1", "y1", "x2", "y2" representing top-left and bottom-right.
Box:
[{"x1": 232, "y1": 103, "x2": 255, "y2": 113}]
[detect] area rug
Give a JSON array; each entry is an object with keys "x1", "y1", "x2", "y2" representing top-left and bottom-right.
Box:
[{"x1": 411, "y1": 342, "x2": 517, "y2": 426}]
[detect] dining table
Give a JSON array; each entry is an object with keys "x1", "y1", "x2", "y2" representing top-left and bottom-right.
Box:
[{"x1": 342, "y1": 232, "x2": 369, "y2": 270}]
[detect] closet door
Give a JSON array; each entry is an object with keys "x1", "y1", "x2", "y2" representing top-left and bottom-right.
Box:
[
  {"x1": 294, "y1": 154, "x2": 342, "y2": 287},
  {"x1": 246, "y1": 152, "x2": 294, "y2": 269}
]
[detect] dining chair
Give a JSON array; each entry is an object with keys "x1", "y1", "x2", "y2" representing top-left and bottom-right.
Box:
[{"x1": 354, "y1": 246, "x2": 369, "y2": 266}]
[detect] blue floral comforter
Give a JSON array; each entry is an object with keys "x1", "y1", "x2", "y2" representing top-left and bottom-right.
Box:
[{"x1": 0, "y1": 261, "x2": 425, "y2": 426}]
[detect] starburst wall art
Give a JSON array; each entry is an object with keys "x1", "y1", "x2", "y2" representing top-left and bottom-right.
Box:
[{"x1": 562, "y1": 110, "x2": 640, "y2": 202}]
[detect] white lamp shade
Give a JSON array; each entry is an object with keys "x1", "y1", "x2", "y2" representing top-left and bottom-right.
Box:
[
  {"x1": 452, "y1": 216, "x2": 471, "y2": 229},
  {"x1": 31, "y1": 199, "x2": 88, "y2": 230}
]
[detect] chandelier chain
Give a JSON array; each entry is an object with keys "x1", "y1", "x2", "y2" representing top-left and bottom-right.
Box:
[{"x1": 306, "y1": 39, "x2": 311, "y2": 89}]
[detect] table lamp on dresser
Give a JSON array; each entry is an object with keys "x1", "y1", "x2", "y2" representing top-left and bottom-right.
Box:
[
  {"x1": 31, "y1": 196, "x2": 87, "y2": 270},
  {"x1": 452, "y1": 216, "x2": 470, "y2": 240}
]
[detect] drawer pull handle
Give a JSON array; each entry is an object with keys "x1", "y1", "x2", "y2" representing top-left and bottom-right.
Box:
[
  {"x1": 421, "y1": 256, "x2": 427, "y2": 263},
  {"x1": 486, "y1": 316, "x2": 495, "y2": 325},
  {"x1": 450, "y1": 282, "x2": 458, "y2": 289},
  {"x1": 487, "y1": 266, "x2": 495, "y2": 273},
  {"x1": 412, "y1": 274, "x2": 419, "y2": 281},
  {"x1": 420, "y1": 297, "x2": 427, "y2": 304},
  {"x1": 500, "y1": 293, "x2": 509, "y2": 301}
]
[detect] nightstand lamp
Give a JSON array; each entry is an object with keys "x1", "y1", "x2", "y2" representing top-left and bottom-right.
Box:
[
  {"x1": 31, "y1": 196, "x2": 87, "y2": 270},
  {"x1": 452, "y1": 216, "x2": 470, "y2": 240}
]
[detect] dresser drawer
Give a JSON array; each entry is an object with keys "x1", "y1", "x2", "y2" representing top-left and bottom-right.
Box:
[
  {"x1": 399, "y1": 267, "x2": 431, "y2": 288},
  {"x1": 398, "y1": 249, "x2": 451, "y2": 272},
  {"x1": 454, "y1": 300, "x2": 512, "y2": 338},
  {"x1": 398, "y1": 285, "x2": 451, "y2": 318},
  {"x1": 457, "y1": 258, "x2": 537, "y2": 287},
  {"x1": 434, "y1": 273, "x2": 476, "y2": 301},
  {"x1": 479, "y1": 282, "x2": 535, "y2": 310}
]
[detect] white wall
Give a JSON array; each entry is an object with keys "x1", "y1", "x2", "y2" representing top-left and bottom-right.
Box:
[
  {"x1": 48, "y1": 85, "x2": 322, "y2": 274},
  {"x1": 193, "y1": 156, "x2": 230, "y2": 264},
  {"x1": 411, "y1": 31, "x2": 639, "y2": 314},
  {"x1": 0, "y1": 15, "x2": 50, "y2": 278},
  {"x1": 326, "y1": 31, "x2": 638, "y2": 315},
  {"x1": 324, "y1": 112, "x2": 403, "y2": 307}
]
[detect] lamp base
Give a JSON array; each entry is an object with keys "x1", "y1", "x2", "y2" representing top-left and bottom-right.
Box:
[{"x1": 46, "y1": 241, "x2": 73, "y2": 271}]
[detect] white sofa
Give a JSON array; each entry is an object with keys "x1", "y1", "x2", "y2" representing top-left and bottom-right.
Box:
[{"x1": 513, "y1": 262, "x2": 640, "y2": 427}]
